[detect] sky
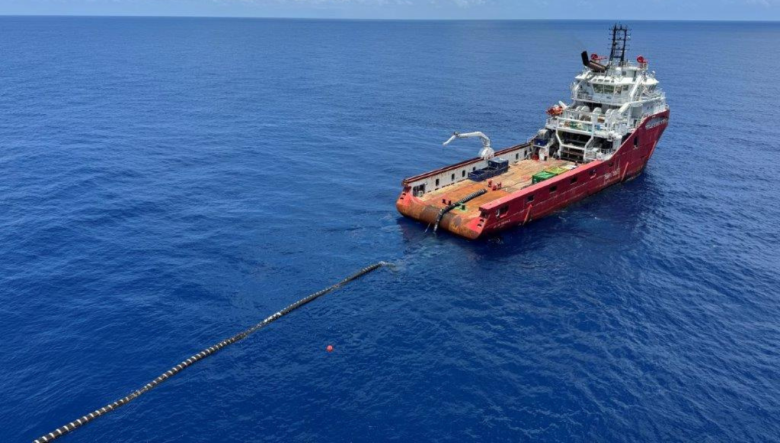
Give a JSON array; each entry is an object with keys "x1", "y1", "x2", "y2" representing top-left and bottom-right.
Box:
[{"x1": 0, "y1": 0, "x2": 778, "y2": 21}]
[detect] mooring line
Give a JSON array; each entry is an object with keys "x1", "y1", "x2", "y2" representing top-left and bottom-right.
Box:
[{"x1": 33, "y1": 261, "x2": 389, "y2": 443}]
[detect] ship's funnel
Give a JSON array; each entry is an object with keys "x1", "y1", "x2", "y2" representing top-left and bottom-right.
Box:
[{"x1": 581, "y1": 50, "x2": 607, "y2": 73}]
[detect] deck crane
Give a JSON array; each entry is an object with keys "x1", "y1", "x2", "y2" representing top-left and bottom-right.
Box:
[{"x1": 443, "y1": 131, "x2": 494, "y2": 160}]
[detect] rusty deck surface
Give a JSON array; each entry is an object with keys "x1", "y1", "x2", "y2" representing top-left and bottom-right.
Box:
[{"x1": 420, "y1": 159, "x2": 575, "y2": 217}]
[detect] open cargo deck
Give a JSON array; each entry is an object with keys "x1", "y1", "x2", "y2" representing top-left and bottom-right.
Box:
[
  {"x1": 396, "y1": 142, "x2": 585, "y2": 238},
  {"x1": 421, "y1": 158, "x2": 575, "y2": 219}
]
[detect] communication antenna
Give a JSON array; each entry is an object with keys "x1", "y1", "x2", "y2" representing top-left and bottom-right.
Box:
[{"x1": 608, "y1": 24, "x2": 630, "y2": 65}]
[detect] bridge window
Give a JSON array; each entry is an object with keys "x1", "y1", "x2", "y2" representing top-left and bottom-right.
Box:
[
  {"x1": 550, "y1": 185, "x2": 558, "y2": 193},
  {"x1": 497, "y1": 205, "x2": 509, "y2": 218},
  {"x1": 462, "y1": 170, "x2": 466, "y2": 177},
  {"x1": 589, "y1": 169, "x2": 596, "y2": 177},
  {"x1": 634, "y1": 136, "x2": 639, "y2": 148},
  {"x1": 435, "y1": 179, "x2": 440, "y2": 187},
  {"x1": 570, "y1": 177, "x2": 578, "y2": 184},
  {"x1": 451, "y1": 173, "x2": 455, "y2": 181},
  {"x1": 527, "y1": 195, "x2": 534, "y2": 202}
]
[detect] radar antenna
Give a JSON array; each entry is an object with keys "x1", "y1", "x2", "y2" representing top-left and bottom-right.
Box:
[{"x1": 609, "y1": 24, "x2": 630, "y2": 65}]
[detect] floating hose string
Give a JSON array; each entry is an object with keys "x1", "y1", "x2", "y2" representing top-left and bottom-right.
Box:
[{"x1": 33, "y1": 261, "x2": 388, "y2": 443}]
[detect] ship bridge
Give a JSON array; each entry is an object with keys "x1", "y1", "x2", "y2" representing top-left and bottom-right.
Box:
[{"x1": 535, "y1": 25, "x2": 668, "y2": 163}]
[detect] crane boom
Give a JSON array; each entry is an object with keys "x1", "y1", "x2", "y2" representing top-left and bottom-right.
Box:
[{"x1": 442, "y1": 131, "x2": 494, "y2": 160}]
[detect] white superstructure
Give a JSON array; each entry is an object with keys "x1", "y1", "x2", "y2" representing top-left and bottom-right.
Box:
[{"x1": 534, "y1": 25, "x2": 669, "y2": 163}]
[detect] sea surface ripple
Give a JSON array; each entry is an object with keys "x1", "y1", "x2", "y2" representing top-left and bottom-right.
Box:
[{"x1": 1, "y1": 18, "x2": 779, "y2": 442}]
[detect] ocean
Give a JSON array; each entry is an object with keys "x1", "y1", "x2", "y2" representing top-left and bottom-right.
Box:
[{"x1": 1, "y1": 17, "x2": 779, "y2": 442}]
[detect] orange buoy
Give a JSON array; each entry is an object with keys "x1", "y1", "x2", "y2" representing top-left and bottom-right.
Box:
[{"x1": 326, "y1": 345, "x2": 333, "y2": 353}]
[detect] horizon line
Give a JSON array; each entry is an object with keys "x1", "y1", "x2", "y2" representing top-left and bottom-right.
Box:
[{"x1": 0, "y1": 14, "x2": 778, "y2": 23}]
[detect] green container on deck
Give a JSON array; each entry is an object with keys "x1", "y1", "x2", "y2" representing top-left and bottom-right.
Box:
[
  {"x1": 545, "y1": 167, "x2": 567, "y2": 175},
  {"x1": 532, "y1": 171, "x2": 556, "y2": 184}
]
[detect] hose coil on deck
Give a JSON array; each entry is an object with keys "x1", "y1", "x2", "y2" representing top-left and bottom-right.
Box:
[{"x1": 33, "y1": 262, "x2": 388, "y2": 443}]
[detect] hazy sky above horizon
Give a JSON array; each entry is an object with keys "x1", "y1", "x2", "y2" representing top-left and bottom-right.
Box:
[{"x1": 0, "y1": 0, "x2": 778, "y2": 21}]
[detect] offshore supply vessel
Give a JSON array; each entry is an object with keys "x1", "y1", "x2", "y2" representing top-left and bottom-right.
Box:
[{"x1": 396, "y1": 25, "x2": 670, "y2": 239}]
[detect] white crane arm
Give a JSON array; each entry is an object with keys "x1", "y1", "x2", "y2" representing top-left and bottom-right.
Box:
[{"x1": 442, "y1": 131, "x2": 495, "y2": 160}]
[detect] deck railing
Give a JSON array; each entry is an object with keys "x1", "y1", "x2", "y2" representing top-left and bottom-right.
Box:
[{"x1": 546, "y1": 117, "x2": 629, "y2": 137}]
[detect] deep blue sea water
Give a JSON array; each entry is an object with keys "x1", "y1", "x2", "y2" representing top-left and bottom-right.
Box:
[{"x1": 1, "y1": 17, "x2": 779, "y2": 442}]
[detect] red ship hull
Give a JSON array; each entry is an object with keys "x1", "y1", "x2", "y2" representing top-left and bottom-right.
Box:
[{"x1": 396, "y1": 110, "x2": 670, "y2": 239}]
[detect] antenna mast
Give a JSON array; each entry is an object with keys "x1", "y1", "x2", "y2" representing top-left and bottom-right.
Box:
[{"x1": 608, "y1": 24, "x2": 630, "y2": 66}]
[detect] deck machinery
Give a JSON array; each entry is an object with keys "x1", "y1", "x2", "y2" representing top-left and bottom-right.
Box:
[{"x1": 396, "y1": 25, "x2": 670, "y2": 239}]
